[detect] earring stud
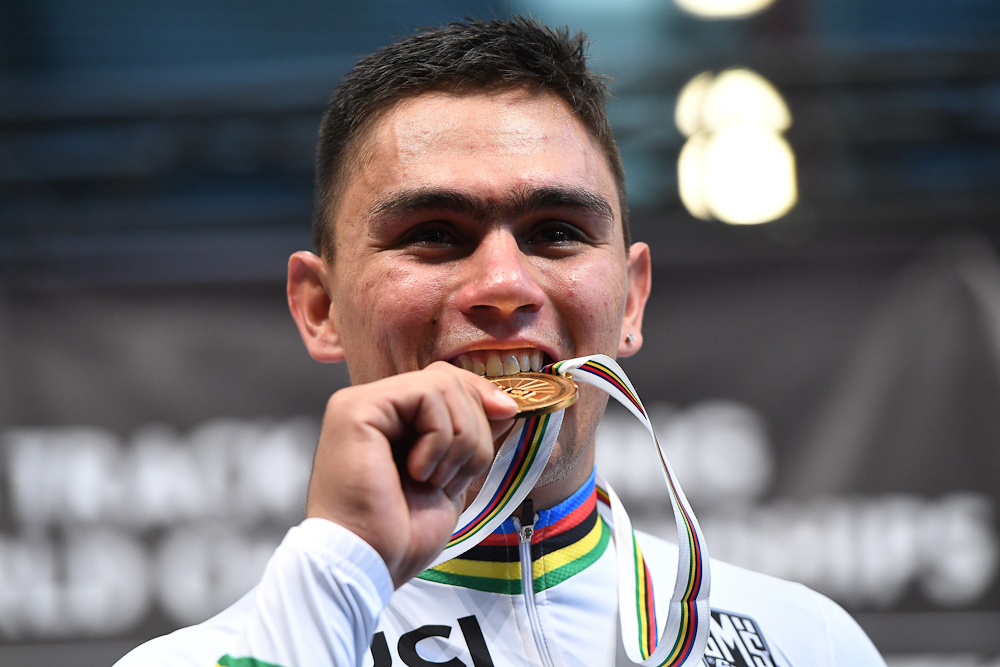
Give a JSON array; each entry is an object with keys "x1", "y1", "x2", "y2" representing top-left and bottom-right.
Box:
[{"x1": 625, "y1": 333, "x2": 636, "y2": 343}]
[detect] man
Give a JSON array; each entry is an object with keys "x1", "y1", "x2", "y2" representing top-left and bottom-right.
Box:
[{"x1": 119, "y1": 17, "x2": 885, "y2": 667}]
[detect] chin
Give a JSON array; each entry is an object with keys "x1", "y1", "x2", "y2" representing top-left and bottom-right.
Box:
[{"x1": 533, "y1": 437, "x2": 589, "y2": 489}]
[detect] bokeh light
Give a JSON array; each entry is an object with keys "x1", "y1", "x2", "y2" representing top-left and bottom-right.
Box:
[
  {"x1": 701, "y1": 68, "x2": 791, "y2": 133},
  {"x1": 673, "y1": 0, "x2": 777, "y2": 20},
  {"x1": 703, "y1": 125, "x2": 798, "y2": 224},
  {"x1": 677, "y1": 132, "x2": 712, "y2": 220},
  {"x1": 676, "y1": 68, "x2": 797, "y2": 225}
]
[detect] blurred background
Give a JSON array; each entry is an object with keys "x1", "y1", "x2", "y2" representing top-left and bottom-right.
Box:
[{"x1": 1, "y1": 0, "x2": 999, "y2": 665}]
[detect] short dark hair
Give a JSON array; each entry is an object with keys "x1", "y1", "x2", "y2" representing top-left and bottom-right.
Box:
[{"x1": 312, "y1": 16, "x2": 629, "y2": 261}]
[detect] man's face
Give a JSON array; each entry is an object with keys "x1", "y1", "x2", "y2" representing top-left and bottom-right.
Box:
[{"x1": 320, "y1": 87, "x2": 646, "y2": 490}]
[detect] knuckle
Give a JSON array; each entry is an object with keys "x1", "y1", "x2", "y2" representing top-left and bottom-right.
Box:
[
  {"x1": 455, "y1": 434, "x2": 479, "y2": 460},
  {"x1": 448, "y1": 373, "x2": 467, "y2": 393},
  {"x1": 471, "y1": 441, "x2": 493, "y2": 469},
  {"x1": 451, "y1": 408, "x2": 472, "y2": 438},
  {"x1": 426, "y1": 360, "x2": 454, "y2": 372},
  {"x1": 424, "y1": 360, "x2": 458, "y2": 381},
  {"x1": 325, "y1": 387, "x2": 351, "y2": 413},
  {"x1": 326, "y1": 385, "x2": 372, "y2": 417}
]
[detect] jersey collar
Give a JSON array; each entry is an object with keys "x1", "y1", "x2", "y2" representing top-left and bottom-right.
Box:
[{"x1": 417, "y1": 469, "x2": 610, "y2": 594}]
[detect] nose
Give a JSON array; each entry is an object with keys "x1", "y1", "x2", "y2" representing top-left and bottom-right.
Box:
[{"x1": 454, "y1": 230, "x2": 545, "y2": 319}]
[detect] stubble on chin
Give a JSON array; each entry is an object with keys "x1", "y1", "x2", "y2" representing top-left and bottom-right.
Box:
[{"x1": 534, "y1": 436, "x2": 590, "y2": 488}]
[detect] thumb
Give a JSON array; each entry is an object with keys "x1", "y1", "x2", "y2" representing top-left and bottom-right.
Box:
[{"x1": 478, "y1": 380, "x2": 519, "y2": 420}]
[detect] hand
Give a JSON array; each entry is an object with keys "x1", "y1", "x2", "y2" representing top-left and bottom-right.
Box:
[{"x1": 306, "y1": 362, "x2": 518, "y2": 587}]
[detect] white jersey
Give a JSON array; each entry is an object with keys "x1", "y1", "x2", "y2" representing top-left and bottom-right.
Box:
[{"x1": 118, "y1": 473, "x2": 885, "y2": 667}]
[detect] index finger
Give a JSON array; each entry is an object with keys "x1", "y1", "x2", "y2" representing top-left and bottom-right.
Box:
[
  {"x1": 426, "y1": 361, "x2": 518, "y2": 420},
  {"x1": 463, "y1": 373, "x2": 519, "y2": 420}
]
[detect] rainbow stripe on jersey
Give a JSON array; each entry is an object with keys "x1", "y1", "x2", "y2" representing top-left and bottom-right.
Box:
[{"x1": 420, "y1": 470, "x2": 609, "y2": 594}]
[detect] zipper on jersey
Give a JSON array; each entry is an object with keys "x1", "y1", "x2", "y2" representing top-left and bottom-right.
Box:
[{"x1": 515, "y1": 499, "x2": 556, "y2": 667}]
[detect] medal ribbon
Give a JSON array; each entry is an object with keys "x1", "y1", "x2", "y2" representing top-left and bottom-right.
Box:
[
  {"x1": 430, "y1": 354, "x2": 710, "y2": 667},
  {"x1": 431, "y1": 409, "x2": 563, "y2": 560}
]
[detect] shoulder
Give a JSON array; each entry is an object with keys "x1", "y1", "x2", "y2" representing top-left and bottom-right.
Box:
[
  {"x1": 115, "y1": 589, "x2": 257, "y2": 667},
  {"x1": 634, "y1": 531, "x2": 885, "y2": 667}
]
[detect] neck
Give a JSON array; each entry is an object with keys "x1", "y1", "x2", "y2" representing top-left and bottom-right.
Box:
[{"x1": 518, "y1": 446, "x2": 595, "y2": 511}]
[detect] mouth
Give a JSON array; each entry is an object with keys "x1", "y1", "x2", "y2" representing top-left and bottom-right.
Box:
[{"x1": 447, "y1": 347, "x2": 552, "y2": 377}]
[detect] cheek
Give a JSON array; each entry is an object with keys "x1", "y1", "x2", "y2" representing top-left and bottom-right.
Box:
[
  {"x1": 547, "y1": 263, "x2": 626, "y2": 347},
  {"x1": 354, "y1": 263, "x2": 447, "y2": 336}
]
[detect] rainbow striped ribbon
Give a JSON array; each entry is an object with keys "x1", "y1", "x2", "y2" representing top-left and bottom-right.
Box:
[
  {"x1": 552, "y1": 356, "x2": 710, "y2": 667},
  {"x1": 430, "y1": 410, "x2": 563, "y2": 566},
  {"x1": 432, "y1": 354, "x2": 711, "y2": 667}
]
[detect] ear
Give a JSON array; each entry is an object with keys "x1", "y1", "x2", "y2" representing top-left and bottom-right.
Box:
[
  {"x1": 287, "y1": 251, "x2": 346, "y2": 363},
  {"x1": 618, "y1": 242, "x2": 652, "y2": 358}
]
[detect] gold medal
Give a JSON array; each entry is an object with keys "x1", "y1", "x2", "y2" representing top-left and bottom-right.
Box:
[{"x1": 488, "y1": 372, "x2": 579, "y2": 416}]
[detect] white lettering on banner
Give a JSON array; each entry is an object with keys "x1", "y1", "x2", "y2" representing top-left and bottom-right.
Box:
[
  {"x1": 0, "y1": 417, "x2": 314, "y2": 639},
  {"x1": 699, "y1": 494, "x2": 998, "y2": 608},
  {"x1": 156, "y1": 527, "x2": 280, "y2": 625},
  {"x1": 0, "y1": 526, "x2": 279, "y2": 638},
  {"x1": 0, "y1": 529, "x2": 149, "y2": 638},
  {"x1": 3, "y1": 418, "x2": 317, "y2": 527},
  {"x1": 597, "y1": 400, "x2": 999, "y2": 609},
  {"x1": 595, "y1": 401, "x2": 774, "y2": 510},
  {"x1": 7, "y1": 426, "x2": 121, "y2": 525}
]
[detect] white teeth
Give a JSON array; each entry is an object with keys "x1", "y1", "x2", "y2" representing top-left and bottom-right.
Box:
[
  {"x1": 485, "y1": 355, "x2": 503, "y2": 377},
  {"x1": 456, "y1": 349, "x2": 544, "y2": 376},
  {"x1": 503, "y1": 355, "x2": 520, "y2": 375}
]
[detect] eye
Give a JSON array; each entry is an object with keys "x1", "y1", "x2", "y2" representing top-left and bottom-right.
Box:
[
  {"x1": 527, "y1": 221, "x2": 587, "y2": 246},
  {"x1": 402, "y1": 223, "x2": 456, "y2": 247}
]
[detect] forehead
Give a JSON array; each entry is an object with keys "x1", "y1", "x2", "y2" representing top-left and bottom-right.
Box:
[{"x1": 335, "y1": 88, "x2": 620, "y2": 231}]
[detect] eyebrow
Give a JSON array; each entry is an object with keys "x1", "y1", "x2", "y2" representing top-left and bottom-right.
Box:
[{"x1": 368, "y1": 185, "x2": 615, "y2": 227}]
